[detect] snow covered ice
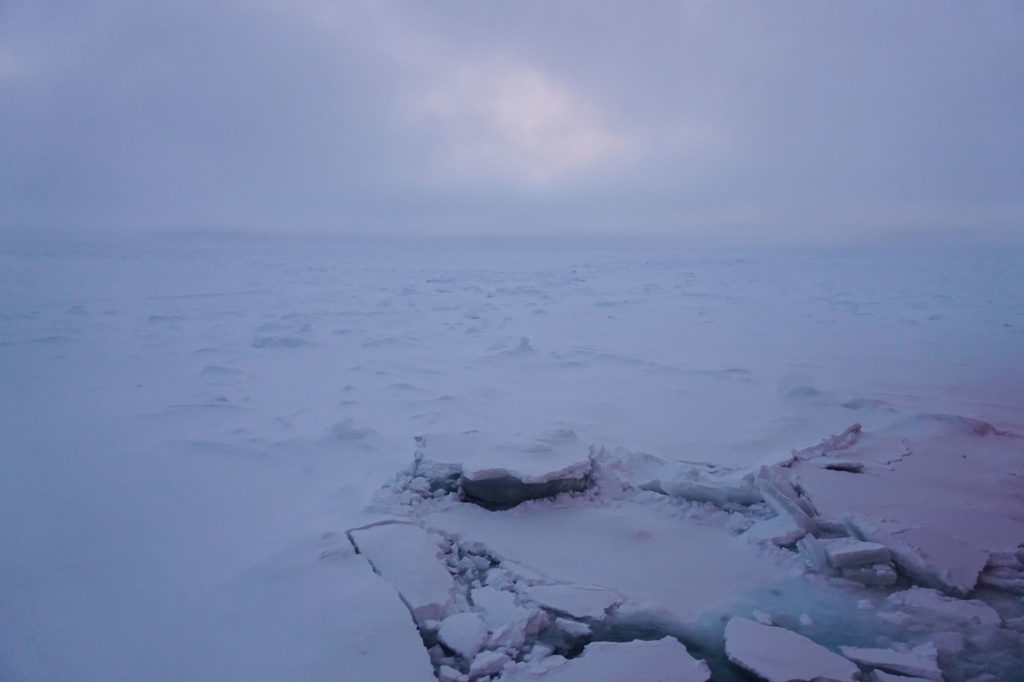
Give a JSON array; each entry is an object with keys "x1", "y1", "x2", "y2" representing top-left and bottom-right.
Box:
[{"x1": 2, "y1": 237, "x2": 1024, "y2": 681}]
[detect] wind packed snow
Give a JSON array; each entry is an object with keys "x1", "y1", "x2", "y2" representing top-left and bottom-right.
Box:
[{"x1": 2, "y1": 238, "x2": 1023, "y2": 682}]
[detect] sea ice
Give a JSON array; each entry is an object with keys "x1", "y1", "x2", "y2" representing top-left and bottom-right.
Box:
[
  {"x1": 886, "y1": 587, "x2": 1001, "y2": 627},
  {"x1": 471, "y1": 586, "x2": 534, "y2": 629},
  {"x1": 839, "y1": 643, "x2": 942, "y2": 681},
  {"x1": 438, "y1": 612, "x2": 489, "y2": 660},
  {"x1": 870, "y1": 671, "x2": 937, "y2": 682},
  {"x1": 468, "y1": 650, "x2": 511, "y2": 679},
  {"x1": 183, "y1": 535, "x2": 437, "y2": 682},
  {"x1": 347, "y1": 522, "x2": 455, "y2": 625},
  {"x1": 743, "y1": 515, "x2": 806, "y2": 547},
  {"x1": 414, "y1": 429, "x2": 593, "y2": 509},
  {"x1": 523, "y1": 584, "x2": 622, "y2": 620},
  {"x1": 820, "y1": 538, "x2": 892, "y2": 569},
  {"x1": 426, "y1": 502, "x2": 785, "y2": 627},
  {"x1": 723, "y1": 617, "x2": 859, "y2": 682},
  {"x1": 840, "y1": 563, "x2": 898, "y2": 587},
  {"x1": 755, "y1": 468, "x2": 819, "y2": 533},
  {"x1": 503, "y1": 637, "x2": 710, "y2": 682},
  {"x1": 791, "y1": 426, "x2": 1024, "y2": 596}
]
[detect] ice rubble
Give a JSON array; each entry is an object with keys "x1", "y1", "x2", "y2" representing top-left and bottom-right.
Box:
[
  {"x1": 438, "y1": 613, "x2": 489, "y2": 659},
  {"x1": 978, "y1": 549, "x2": 1024, "y2": 594},
  {"x1": 348, "y1": 418, "x2": 1024, "y2": 682},
  {"x1": 797, "y1": 535, "x2": 898, "y2": 587},
  {"x1": 753, "y1": 419, "x2": 1024, "y2": 597},
  {"x1": 723, "y1": 617, "x2": 860, "y2": 682}
]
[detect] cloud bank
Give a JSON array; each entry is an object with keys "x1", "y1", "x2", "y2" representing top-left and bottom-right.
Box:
[{"x1": 1, "y1": 1, "x2": 1022, "y2": 243}]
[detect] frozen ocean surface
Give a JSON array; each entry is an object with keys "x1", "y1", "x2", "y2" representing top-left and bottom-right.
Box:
[{"x1": 1, "y1": 236, "x2": 1022, "y2": 681}]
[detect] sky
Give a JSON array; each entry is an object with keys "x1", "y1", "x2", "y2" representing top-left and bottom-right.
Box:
[{"x1": 1, "y1": 0, "x2": 1022, "y2": 244}]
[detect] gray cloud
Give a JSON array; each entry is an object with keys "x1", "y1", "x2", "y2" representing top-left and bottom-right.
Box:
[{"x1": 2, "y1": 0, "x2": 1022, "y2": 242}]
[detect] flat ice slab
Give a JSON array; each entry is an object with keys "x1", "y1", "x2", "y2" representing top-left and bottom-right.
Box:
[
  {"x1": 839, "y1": 644, "x2": 942, "y2": 681},
  {"x1": 724, "y1": 617, "x2": 859, "y2": 682},
  {"x1": 185, "y1": 535, "x2": 436, "y2": 682},
  {"x1": 871, "y1": 671, "x2": 937, "y2": 682},
  {"x1": 504, "y1": 637, "x2": 710, "y2": 682},
  {"x1": 743, "y1": 515, "x2": 806, "y2": 547},
  {"x1": 523, "y1": 584, "x2": 622, "y2": 620},
  {"x1": 789, "y1": 425, "x2": 1024, "y2": 596},
  {"x1": 820, "y1": 537, "x2": 891, "y2": 568},
  {"x1": 415, "y1": 429, "x2": 593, "y2": 508},
  {"x1": 347, "y1": 522, "x2": 455, "y2": 625},
  {"x1": 886, "y1": 587, "x2": 1001, "y2": 627}
]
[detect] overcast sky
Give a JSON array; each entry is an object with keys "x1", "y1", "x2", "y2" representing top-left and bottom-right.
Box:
[{"x1": 2, "y1": 1, "x2": 1022, "y2": 243}]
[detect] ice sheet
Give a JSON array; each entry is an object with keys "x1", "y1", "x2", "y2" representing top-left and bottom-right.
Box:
[{"x1": 2, "y1": 239, "x2": 1023, "y2": 682}]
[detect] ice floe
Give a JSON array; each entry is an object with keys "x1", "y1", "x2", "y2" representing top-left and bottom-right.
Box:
[
  {"x1": 503, "y1": 637, "x2": 710, "y2": 682},
  {"x1": 839, "y1": 643, "x2": 942, "y2": 681},
  {"x1": 409, "y1": 429, "x2": 593, "y2": 509},
  {"x1": 438, "y1": 612, "x2": 489, "y2": 660},
  {"x1": 347, "y1": 521, "x2": 455, "y2": 625},
  {"x1": 723, "y1": 617, "x2": 859, "y2": 682}
]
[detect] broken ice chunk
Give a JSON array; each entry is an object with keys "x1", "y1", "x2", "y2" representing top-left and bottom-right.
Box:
[
  {"x1": 438, "y1": 612, "x2": 489, "y2": 660},
  {"x1": 886, "y1": 587, "x2": 1000, "y2": 626},
  {"x1": 818, "y1": 537, "x2": 891, "y2": 568},
  {"x1": 809, "y1": 458, "x2": 866, "y2": 473},
  {"x1": 553, "y1": 617, "x2": 592, "y2": 639},
  {"x1": 410, "y1": 444, "x2": 464, "y2": 493},
  {"x1": 472, "y1": 586, "x2": 533, "y2": 628},
  {"x1": 471, "y1": 585, "x2": 547, "y2": 653},
  {"x1": 468, "y1": 650, "x2": 511, "y2": 679},
  {"x1": 840, "y1": 563, "x2": 898, "y2": 587},
  {"x1": 657, "y1": 474, "x2": 763, "y2": 506},
  {"x1": 744, "y1": 515, "x2": 806, "y2": 547},
  {"x1": 847, "y1": 516, "x2": 989, "y2": 597},
  {"x1": 347, "y1": 522, "x2": 455, "y2": 625},
  {"x1": 438, "y1": 665, "x2": 467, "y2": 682},
  {"x1": 417, "y1": 429, "x2": 593, "y2": 509},
  {"x1": 756, "y1": 468, "x2": 818, "y2": 533},
  {"x1": 797, "y1": 535, "x2": 830, "y2": 571},
  {"x1": 839, "y1": 643, "x2": 942, "y2": 681},
  {"x1": 723, "y1": 617, "x2": 859, "y2": 682},
  {"x1": 488, "y1": 619, "x2": 528, "y2": 653},
  {"x1": 978, "y1": 550, "x2": 1024, "y2": 594},
  {"x1": 503, "y1": 637, "x2": 710, "y2": 682},
  {"x1": 524, "y1": 584, "x2": 621, "y2": 620},
  {"x1": 799, "y1": 537, "x2": 898, "y2": 586},
  {"x1": 871, "y1": 671, "x2": 938, "y2": 682}
]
